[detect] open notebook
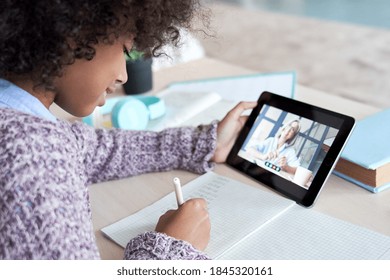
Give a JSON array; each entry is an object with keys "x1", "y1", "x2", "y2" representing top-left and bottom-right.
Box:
[
  {"x1": 146, "y1": 71, "x2": 296, "y2": 131},
  {"x1": 101, "y1": 172, "x2": 390, "y2": 259},
  {"x1": 146, "y1": 91, "x2": 227, "y2": 131}
]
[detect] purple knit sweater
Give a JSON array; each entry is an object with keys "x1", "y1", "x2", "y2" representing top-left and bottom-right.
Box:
[{"x1": 0, "y1": 108, "x2": 216, "y2": 260}]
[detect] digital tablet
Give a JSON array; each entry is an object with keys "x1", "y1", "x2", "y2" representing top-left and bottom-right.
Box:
[{"x1": 226, "y1": 91, "x2": 355, "y2": 207}]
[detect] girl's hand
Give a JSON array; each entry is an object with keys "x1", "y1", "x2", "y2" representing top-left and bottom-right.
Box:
[
  {"x1": 211, "y1": 101, "x2": 257, "y2": 163},
  {"x1": 155, "y1": 198, "x2": 210, "y2": 251}
]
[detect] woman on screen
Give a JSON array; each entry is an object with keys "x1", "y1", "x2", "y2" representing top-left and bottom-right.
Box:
[{"x1": 247, "y1": 119, "x2": 301, "y2": 175}]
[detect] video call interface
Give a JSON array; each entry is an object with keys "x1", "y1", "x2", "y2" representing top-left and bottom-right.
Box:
[{"x1": 238, "y1": 105, "x2": 340, "y2": 189}]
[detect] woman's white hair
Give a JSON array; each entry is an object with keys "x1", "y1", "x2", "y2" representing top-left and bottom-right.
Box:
[{"x1": 277, "y1": 119, "x2": 301, "y2": 146}]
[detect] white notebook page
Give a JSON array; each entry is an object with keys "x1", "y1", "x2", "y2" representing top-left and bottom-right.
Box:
[
  {"x1": 101, "y1": 172, "x2": 294, "y2": 258},
  {"x1": 219, "y1": 205, "x2": 390, "y2": 260},
  {"x1": 146, "y1": 91, "x2": 222, "y2": 131},
  {"x1": 101, "y1": 172, "x2": 390, "y2": 259}
]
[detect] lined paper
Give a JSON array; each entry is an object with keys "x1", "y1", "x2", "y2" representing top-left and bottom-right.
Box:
[
  {"x1": 101, "y1": 172, "x2": 390, "y2": 259},
  {"x1": 101, "y1": 172, "x2": 294, "y2": 258}
]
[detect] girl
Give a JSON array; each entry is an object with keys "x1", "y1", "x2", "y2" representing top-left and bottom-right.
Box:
[{"x1": 0, "y1": 0, "x2": 256, "y2": 259}]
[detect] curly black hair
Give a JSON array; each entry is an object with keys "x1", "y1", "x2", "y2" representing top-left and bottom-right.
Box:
[{"x1": 0, "y1": 0, "x2": 208, "y2": 90}]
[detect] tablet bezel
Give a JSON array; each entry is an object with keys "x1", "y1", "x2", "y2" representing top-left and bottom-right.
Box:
[{"x1": 226, "y1": 91, "x2": 355, "y2": 207}]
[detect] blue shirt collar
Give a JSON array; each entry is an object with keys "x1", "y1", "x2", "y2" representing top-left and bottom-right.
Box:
[{"x1": 0, "y1": 78, "x2": 57, "y2": 122}]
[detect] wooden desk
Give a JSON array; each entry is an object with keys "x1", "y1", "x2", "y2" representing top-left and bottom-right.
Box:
[{"x1": 88, "y1": 57, "x2": 389, "y2": 260}]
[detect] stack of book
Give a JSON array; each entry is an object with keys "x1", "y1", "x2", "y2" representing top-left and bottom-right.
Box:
[{"x1": 333, "y1": 108, "x2": 390, "y2": 193}]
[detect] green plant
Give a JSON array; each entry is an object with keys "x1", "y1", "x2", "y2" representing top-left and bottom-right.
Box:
[{"x1": 125, "y1": 49, "x2": 144, "y2": 62}]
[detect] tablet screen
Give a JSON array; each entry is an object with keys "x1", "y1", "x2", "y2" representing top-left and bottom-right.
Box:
[
  {"x1": 227, "y1": 92, "x2": 355, "y2": 207},
  {"x1": 238, "y1": 104, "x2": 338, "y2": 190}
]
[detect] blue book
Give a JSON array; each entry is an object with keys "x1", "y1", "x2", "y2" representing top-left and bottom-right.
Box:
[
  {"x1": 333, "y1": 171, "x2": 390, "y2": 193},
  {"x1": 333, "y1": 108, "x2": 390, "y2": 192}
]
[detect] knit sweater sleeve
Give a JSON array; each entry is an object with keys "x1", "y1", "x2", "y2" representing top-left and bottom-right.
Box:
[
  {"x1": 0, "y1": 110, "x2": 214, "y2": 260},
  {"x1": 68, "y1": 122, "x2": 216, "y2": 259},
  {"x1": 124, "y1": 232, "x2": 210, "y2": 260},
  {"x1": 67, "y1": 121, "x2": 218, "y2": 184}
]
